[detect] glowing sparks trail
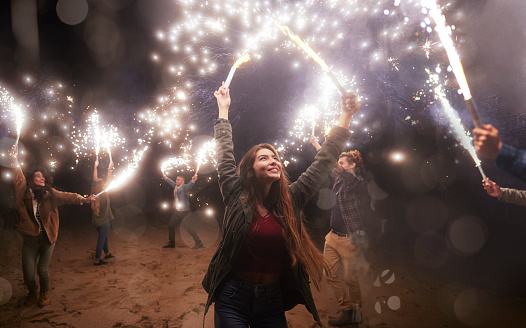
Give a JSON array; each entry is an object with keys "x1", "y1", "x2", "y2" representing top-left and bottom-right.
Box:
[
  {"x1": 95, "y1": 146, "x2": 148, "y2": 197},
  {"x1": 89, "y1": 111, "x2": 101, "y2": 160},
  {"x1": 1, "y1": 86, "x2": 25, "y2": 146},
  {"x1": 427, "y1": 68, "x2": 486, "y2": 179},
  {"x1": 161, "y1": 155, "x2": 192, "y2": 174},
  {"x1": 279, "y1": 25, "x2": 347, "y2": 94},
  {"x1": 224, "y1": 54, "x2": 251, "y2": 89},
  {"x1": 422, "y1": 0, "x2": 482, "y2": 127},
  {"x1": 195, "y1": 139, "x2": 217, "y2": 173}
]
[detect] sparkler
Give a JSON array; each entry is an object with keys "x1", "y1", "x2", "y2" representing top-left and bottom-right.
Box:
[
  {"x1": 195, "y1": 139, "x2": 217, "y2": 174},
  {"x1": 161, "y1": 155, "x2": 192, "y2": 175},
  {"x1": 88, "y1": 111, "x2": 101, "y2": 161},
  {"x1": 95, "y1": 146, "x2": 148, "y2": 198},
  {"x1": 422, "y1": 0, "x2": 482, "y2": 127},
  {"x1": 427, "y1": 68, "x2": 486, "y2": 179},
  {"x1": 224, "y1": 54, "x2": 251, "y2": 90},
  {"x1": 279, "y1": 25, "x2": 347, "y2": 95},
  {"x1": 0, "y1": 86, "x2": 25, "y2": 146}
]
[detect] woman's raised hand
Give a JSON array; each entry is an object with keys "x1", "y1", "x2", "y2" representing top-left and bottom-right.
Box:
[{"x1": 214, "y1": 82, "x2": 231, "y2": 118}]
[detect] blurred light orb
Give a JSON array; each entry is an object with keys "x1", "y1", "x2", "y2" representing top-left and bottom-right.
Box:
[
  {"x1": 390, "y1": 151, "x2": 404, "y2": 162},
  {"x1": 387, "y1": 296, "x2": 401, "y2": 310},
  {"x1": 0, "y1": 278, "x2": 13, "y2": 305},
  {"x1": 205, "y1": 208, "x2": 214, "y2": 217},
  {"x1": 56, "y1": 0, "x2": 88, "y2": 26},
  {"x1": 447, "y1": 216, "x2": 487, "y2": 255},
  {"x1": 161, "y1": 202, "x2": 169, "y2": 210}
]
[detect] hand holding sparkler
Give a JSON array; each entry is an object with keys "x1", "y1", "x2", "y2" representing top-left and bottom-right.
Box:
[
  {"x1": 473, "y1": 124, "x2": 502, "y2": 160},
  {"x1": 192, "y1": 174, "x2": 198, "y2": 182},
  {"x1": 310, "y1": 136, "x2": 321, "y2": 151},
  {"x1": 337, "y1": 91, "x2": 361, "y2": 129},
  {"x1": 482, "y1": 178, "x2": 501, "y2": 198},
  {"x1": 214, "y1": 83, "x2": 231, "y2": 119}
]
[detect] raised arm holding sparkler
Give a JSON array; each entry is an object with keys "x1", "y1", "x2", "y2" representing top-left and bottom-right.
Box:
[
  {"x1": 203, "y1": 82, "x2": 359, "y2": 327},
  {"x1": 9, "y1": 144, "x2": 93, "y2": 307},
  {"x1": 161, "y1": 171, "x2": 202, "y2": 250}
]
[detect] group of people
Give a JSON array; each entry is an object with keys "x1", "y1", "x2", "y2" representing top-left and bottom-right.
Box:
[
  {"x1": 10, "y1": 81, "x2": 524, "y2": 327},
  {"x1": 9, "y1": 142, "x2": 206, "y2": 308}
]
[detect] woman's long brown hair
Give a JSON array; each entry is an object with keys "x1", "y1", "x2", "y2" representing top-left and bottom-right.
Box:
[
  {"x1": 91, "y1": 179, "x2": 104, "y2": 217},
  {"x1": 238, "y1": 143, "x2": 329, "y2": 288}
]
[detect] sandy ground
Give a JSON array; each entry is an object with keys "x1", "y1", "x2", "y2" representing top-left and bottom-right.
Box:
[{"x1": 1, "y1": 213, "x2": 526, "y2": 328}]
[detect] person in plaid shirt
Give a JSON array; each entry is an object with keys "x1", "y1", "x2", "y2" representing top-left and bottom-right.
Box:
[{"x1": 311, "y1": 139, "x2": 369, "y2": 327}]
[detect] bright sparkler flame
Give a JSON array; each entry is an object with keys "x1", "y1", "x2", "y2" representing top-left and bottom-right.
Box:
[
  {"x1": 161, "y1": 155, "x2": 192, "y2": 174},
  {"x1": 196, "y1": 139, "x2": 217, "y2": 173},
  {"x1": 422, "y1": 0, "x2": 472, "y2": 100},
  {"x1": 426, "y1": 68, "x2": 485, "y2": 178},
  {"x1": 279, "y1": 25, "x2": 330, "y2": 73},
  {"x1": 97, "y1": 146, "x2": 148, "y2": 197},
  {"x1": 89, "y1": 111, "x2": 101, "y2": 156},
  {"x1": 233, "y1": 53, "x2": 251, "y2": 68},
  {"x1": 0, "y1": 86, "x2": 25, "y2": 145}
]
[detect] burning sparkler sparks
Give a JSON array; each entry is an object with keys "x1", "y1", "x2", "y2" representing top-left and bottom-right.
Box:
[
  {"x1": 95, "y1": 146, "x2": 149, "y2": 198},
  {"x1": 422, "y1": 0, "x2": 482, "y2": 127},
  {"x1": 426, "y1": 67, "x2": 486, "y2": 179},
  {"x1": 224, "y1": 54, "x2": 251, "y2": 89}
]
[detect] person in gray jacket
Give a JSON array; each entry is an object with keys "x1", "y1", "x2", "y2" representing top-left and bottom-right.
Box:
[
  {"x1": 202, "y1": 82, "x2": 360, "y2": 327},
  {"x1": 483, "y1": 178, "x2": 526, "y2": 206}
]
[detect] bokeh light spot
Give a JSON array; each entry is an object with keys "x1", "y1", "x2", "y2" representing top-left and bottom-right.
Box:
[
  {"x1": 448, "y1": 216, "x2": 487, "y2": 255},
  {"x1": 56, "y1": 0, "x2": 88, "y2": 26}
]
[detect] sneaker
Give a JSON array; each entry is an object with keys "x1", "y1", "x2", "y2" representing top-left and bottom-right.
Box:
[
  {"x1": 162, "y1": 242, "x2": 175, "y2": 249},
  {"x1": 94, "y1": 260, "x2": 108, "y2": 266},
  {"x1": 38, "y1": 291, "x2": 50, "y2": 307},
  {"x1": 192, "y1": 241, "x2": 204, "y2": 250},
  {"x1": 104, "y1": 253, "x2": 115, "y2": 259},
  {"x1": 24, "y1": 289, "x2": 38, "y2": 307}
]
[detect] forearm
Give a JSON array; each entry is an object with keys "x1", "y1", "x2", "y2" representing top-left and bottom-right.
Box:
[
  {"x1": 499, "y1": 188, "x2": 526, "y2": 207},
  {"x1": 218, "y1": 108, "x2": 228, "y2": 120},
  {"x1": 336, "y1": 112, "x2": 353, "y2": 129}
]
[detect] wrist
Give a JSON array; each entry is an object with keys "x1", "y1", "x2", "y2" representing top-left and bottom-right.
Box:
[{"x1": 216, "y1": 118, "x2": 230, "y2": 124}]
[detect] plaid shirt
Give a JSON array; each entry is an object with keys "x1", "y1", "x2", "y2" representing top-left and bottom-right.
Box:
[{"x1": 331, "y1": 169, "x2": 368, "y2": 244}]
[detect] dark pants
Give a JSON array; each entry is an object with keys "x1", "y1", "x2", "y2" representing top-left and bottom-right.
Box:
[
  {"x1": 95, "y1": 222, "x2": 110, "y2": 260},
  {"x1": 22, "y1": 233, "x2": 55, "y2": 292},
  {"x1": 169, "y1": 210, "x2": 201, "y2": 244},
  {"x1": 214, "y1": 274, "x2": 288, "y2": 328}
]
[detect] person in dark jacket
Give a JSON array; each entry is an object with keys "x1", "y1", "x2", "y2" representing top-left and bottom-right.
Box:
[
  {"x1": 10, "y1": 145, "x2": 93, "y2": 307},
  {"x1": 91, "y1": 158, "x2": 115, "y2": 266},
  {"x1": 202, "y1": 83, "x2": 360, "y2": 327}
]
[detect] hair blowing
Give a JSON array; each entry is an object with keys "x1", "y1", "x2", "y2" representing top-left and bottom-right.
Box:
[{"x1": 238, "y1": 143, "x2": 329, "y2": 288}]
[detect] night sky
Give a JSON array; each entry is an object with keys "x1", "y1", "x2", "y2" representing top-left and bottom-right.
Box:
[{"x1": 1, "y1": 0, "x2": 526, "y2": 298}]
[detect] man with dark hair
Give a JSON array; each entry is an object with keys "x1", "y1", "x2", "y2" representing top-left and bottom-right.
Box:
[{"x1": 162, "y1": 173, "x2": 203, "y2": 249}]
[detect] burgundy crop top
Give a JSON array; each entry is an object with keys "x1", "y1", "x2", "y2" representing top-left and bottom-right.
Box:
[{"x1": 232, "y1": 211, "x2": 290, "y2": 275}]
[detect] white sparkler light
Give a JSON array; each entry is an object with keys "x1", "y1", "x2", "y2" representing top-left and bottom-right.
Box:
[{"x1": 224, "y1": 53, "x2": 251, "y2": 89}]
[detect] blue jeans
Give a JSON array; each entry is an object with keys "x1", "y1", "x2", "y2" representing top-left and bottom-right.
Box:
[
  {"x1": 214, "y1": 274, "x2": 288, "y2": 328},
  {"x1": 22, "y1": 233, "x2": 56, "y2": 292},
  {"x1": 95, "y1": 222, "x2": 110, "y2": 260}
]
